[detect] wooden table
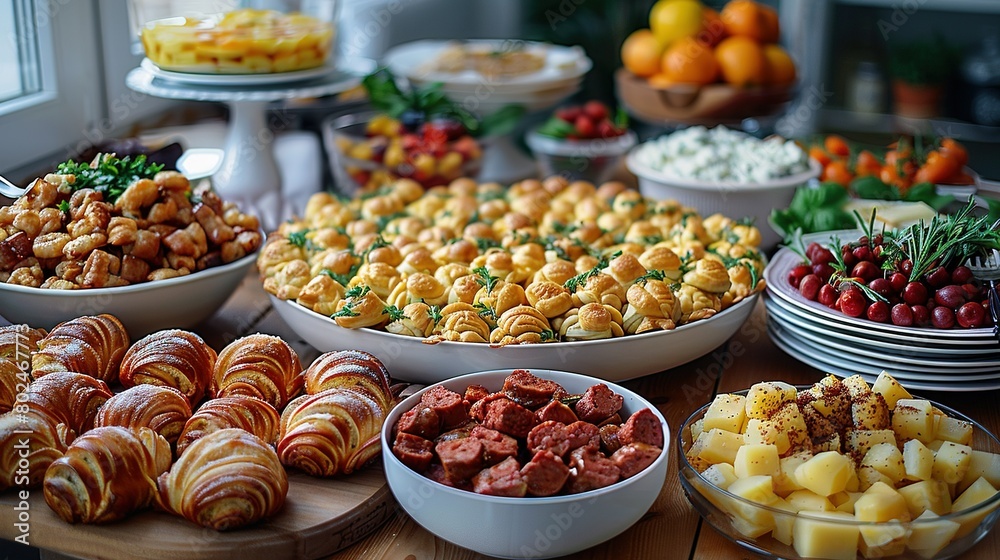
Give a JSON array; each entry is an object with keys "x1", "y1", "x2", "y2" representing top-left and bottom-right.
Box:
[{"x1": 4, "y1": 273, "x2": 999, "y2": 560}]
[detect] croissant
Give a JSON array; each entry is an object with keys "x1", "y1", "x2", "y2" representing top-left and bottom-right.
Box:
[
  {"x1": 23, "y1": 371, "x2": 114, "y2": 433},
  {"x1": 303, "y1": 350, "x2": 393, "y2": 409},
  {"x1": 158, "y1": 428, "x2": 287, "y2": 530},
  {"x1": 176, "y1": 396, "x2": 281, "y2": 456},
  {"x1": 94, "y1": 385, "x2": 193, "y2": 446},
  {"x1": 43, "y1": 426, "x2": 171, "y2": 524},
  {"x1": 31, "y1": 314, "x2": 129, "y2": 384},
  {"x1": 119, "y1": 329, "x2": 217, "y2": 406},
  {"x1": 211, "y1": 334, "x2": 303, "y2": 409},
  {"x1": 0, "y1": 412, "x2": 73, "y2": 491},
  {"x1": 0, "y1": 324, "x2": 45, "y2": 361},
  {"x1": 0, "y1": 358, "x2": 24, "y2": 414},
  {"x1": 277, "y1": 387, "x2": 386, "y2": 476}
]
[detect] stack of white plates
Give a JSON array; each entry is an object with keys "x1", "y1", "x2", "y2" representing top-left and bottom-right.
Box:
[
  {"x1": 763, "y1": 231, "x2": 1000, "y2": 392},
  {"x1": 383, "y1": 40, "x2": 591, "y2": 115}
]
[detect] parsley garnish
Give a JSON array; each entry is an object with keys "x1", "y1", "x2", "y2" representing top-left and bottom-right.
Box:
[{"x1": 55, "y1": 154, "x2": 164, "y2": 204}]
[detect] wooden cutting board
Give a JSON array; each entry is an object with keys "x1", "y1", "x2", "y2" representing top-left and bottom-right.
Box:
[{"x1": 0, "y1": 466, "x2": 394, "y2": 560}]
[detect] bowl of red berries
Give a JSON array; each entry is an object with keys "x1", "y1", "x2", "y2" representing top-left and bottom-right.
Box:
[{"x1": 525, "y1": 101, "x2": 636, "y2": 184}]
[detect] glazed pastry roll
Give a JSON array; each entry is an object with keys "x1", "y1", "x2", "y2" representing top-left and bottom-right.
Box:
[
  {"x1": 43, "y1": 426, "x2": 171, "y2": 524},
  {"x1": 431, "y1": 302, "x2": 492, "y2": 343},
  {"x1": 470, "y1": 250, "x2": 515, "y2": 284},
  {"x1": 603, "y1": 253, "x2": 647, "y2": 289},
  {"x1": 434, "y1": 262, "x2": 471, "y2": 289},
  {"x1": 474, "y1": 280, "x2": 528, "y2": 319},
  {"x1": 386, "y1": 272, "x2": 448, "y2": 308},
  {"x1": 159, "y1": 428, "x2": 287, "y2": 531},
  {"x1": 23, "y1": 371, "x2": 114, "y2": 433},
  {"x1": 277, "y1": 388, "x2": 386, "y2": 477},
  {"x1": 212, "y1": 334, "x2": 303, "y2": 410},
  {"x1": 532, "y1": 260, "x2": 577, "y2": 286},
  {"x1": 559, "y1": 302, "x2": 624, "y2": 341},
  {"x1": 94, "y1": 385, "x2": 193, "y2": 446},
  {"x1": 175, "y1": 396, "x2": 281, "y2": 456},
  {"x1": 303, "y1": 350, "x2": 393, "y2": 409},
  {"x1": 397, "y1": 246, "x2": 439, "y2": 276},
  {"x1": 31, "y1": 314, "x2": 129, "y2": 384},
  {"x1": 265, "y1": 259, "x2": 312, "y2": 301},
  {"x1": 638, "y1": 246, "x2": 681, "y2": 281},
  {"x1": 682, "y1": 258, "x2": 732, "y2": 294},
  {"x1": 623, "y1": 279, "x2": 682, "y2": 335},
  {"x1": 525, "y1": 281, "x2": 574, "y2": 319},
  {"x1": 332, "y1": 286, "x2": 390, "y2": 329},
  {"x1": 610, "y1": 189, "x2": 645, "y2": 221},
  {"x1": 447, "y1": 274, "x2": 482, "y2": 305},
  {"x1": 385, "y1": 302, "x2": 438, "y2": 338},
  {"x1": 119, "y1": 329, "x2": 217, "y2": 406},
  {"x1": 571, "y1": 273, "x2": 627, "y2": 312},
  {"x1": 295, "y1": 274, "x2": 345, "y2": 316},
  {"x1": 0, "y1": 413, "x2": 73, "y2": 491},
  {"x1": 350, "y1": 261, "x2": 401, "y2": 300},
  {"x1": 622, "y1": 220, "x2": 660, "y2": 247},
  {"x1": 490, "y1": 305, "x2": 552, "y2": 345},
  {"x1": 0, "y1": 359, "x2": 22, "y2": 414},
  {"x1": 676, "y1": 283, "x2": 722, "y2": 323},
  {"x1": 0, "y1": 324, "x2": 46, "y2": 361}
]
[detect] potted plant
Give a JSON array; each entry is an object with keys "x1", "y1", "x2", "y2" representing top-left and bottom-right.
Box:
[{"x1": 888, "y1": 36, "x2": 955, "y2": 119}]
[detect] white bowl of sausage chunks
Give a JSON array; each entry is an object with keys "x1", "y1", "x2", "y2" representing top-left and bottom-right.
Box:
[{"x1": 381, "y1": 368, "x2": 669, "y2": 559}]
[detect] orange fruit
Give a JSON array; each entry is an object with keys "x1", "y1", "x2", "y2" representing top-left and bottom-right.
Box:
[
  {"x1": 760, "y1": 4, "x2": 780, "y2": 43},
  {"x1": 661, "y1": 36, "x2": 719, "y2": 86},
  {"x1": 720, "y1": 0, "x2": 767, "y2": 42},
  {"x1": 715, "y1": 36, "x2": 766, "y2": 87},
  {"x1": 763, "y1": 44, "x2": 796, "y2": 85},
  {"x1": 698, "y1": 7, "x2": 727, "y2": 47},
  {"x1": 649, "y1": 0, "x2": 705, "y2": 47},
  {"x1": 648, "y1": 73, "x2": 677, "y2": 89},
  {"x1": 621, "y1": 29, "x2": 664, "y2": 77}
]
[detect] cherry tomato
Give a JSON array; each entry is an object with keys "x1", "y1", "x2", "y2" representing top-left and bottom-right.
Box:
[
  {"x1": 891, "y1": 303, "x2": 914, "y2": 326},
  {"x1": 838, "y1": 288, "x2": 867, "y2": 317},
  {"x1": 902, "y1": 282, "x2": 928, "y2": 305},
  {"x1": 940, "y1": 138, "x2": 969, "y2": 167},
  {"x1": 914, "y1": 150, "x2": 961, "y2": 185},
  {"x1": 799, "y1": 274, "x2": 822, "y2": 301},
  {"x1": 957, "y1": 302, "x2": 986, "y2": 328},
  {"x1": 869, "y1": 277, "x2": 893, "y2": 299},
  {"x1": 583, "y1": 100, "x2": 609, "y2": 121},
  {"x1": 932, "y1": 306, "x2": 956, "y2": 329},
  {"x1": 822, "y1": 160, "x2": 853, "y2": 187},
  {"x1": 925, "y1": 267, "x2": 951, "y2": 288},
  {"x1": 818, "y1": 284, "x2": 837, "y2": 307},
  {"x1": 951, "y1": 266, "x2": 973, "y2": 285},
  {"x1": 911, "y1": 304, "x2": 931, "y2": 326},
  {"x1": 854, "y1": 150, "x2": 882, "y2": 177},
  {"x1": 824, "y1": 134, "x2": 851, "y2": 157},
  {"x1": 889, "y1": 272, "x2": 908, "y2": 293},
  {"x1": 934, "y1": 285, "x2": 967, "y2": 309},
  {"x1": 851, "y1": 261, "x2": 880, "y2": 283},
  {"x1": 867, "y1": 301, "x2": 890, "y2": 323},
  {"x1": 812, "y1": 263, "x2": 836, "y2": 282},
  {"x1": 809, "y1": 146, "x2": 832, "y2": 168}
]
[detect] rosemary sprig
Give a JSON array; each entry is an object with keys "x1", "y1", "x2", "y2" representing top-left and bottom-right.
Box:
[{"x1": 472, "y1": 266, "x2": 499, "y2": 293}]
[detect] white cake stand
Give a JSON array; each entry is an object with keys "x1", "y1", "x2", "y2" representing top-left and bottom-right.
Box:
[{"x1": 126, "y1": 58, "x2": 374, "y2": 231}]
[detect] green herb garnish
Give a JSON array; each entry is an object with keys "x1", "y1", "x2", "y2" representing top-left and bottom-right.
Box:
[{"x1": 55, "y1": 153, "x2": 164, "y2": 204}]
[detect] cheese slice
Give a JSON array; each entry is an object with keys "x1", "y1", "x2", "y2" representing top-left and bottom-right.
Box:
[{"x1": 842, "y1": 200, "x2": 937, "y2": 229}]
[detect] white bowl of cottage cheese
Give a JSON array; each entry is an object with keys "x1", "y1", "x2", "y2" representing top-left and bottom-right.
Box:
[{"x1": 626, "y1": 126, "x2": 820, "y2": 249}]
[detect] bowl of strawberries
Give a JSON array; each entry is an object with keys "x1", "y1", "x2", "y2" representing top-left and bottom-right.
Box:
[{"x1": 525, "y1": 100, "x2": 637, "y2": 184}]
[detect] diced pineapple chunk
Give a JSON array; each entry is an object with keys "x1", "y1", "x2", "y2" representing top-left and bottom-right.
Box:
[
  {"x1": 959, "y1": 450, "x2": 1000, "y2": 494},
  {"x1": 932, "y1": 441, "x2": 973, "y2": 484},
  {"x1": 724, "y1": 475, "x2": 779, "y2": 533},
  {"x1": 785, "y1": 489, "x2": 835, "y2": 512},
  {"x1": 792, "y1": 511, "x2": 860, "y2": 560},
  {"x1": 744, "y1": 419, "x2": 790, "y2": 455},
  {"x1": 696, "y1": 428, "x2": 746, "y2": 465},
  {"x1": 774, "y1": 452, "x2": 811, "y2": 496},
  {"x1": 852, "y1": 392, "x2": 890, "y2": 430},
  {"x1": 734, "y1": 443, "x2": 780, "y2": 479},
  {"x1": 902, "y1": 438, "x2": 935, "y2": 482},
  {"x1": 812, "y1": 433, "x2": 841, "y2": 453},
  {"x1": 770, "y1": 497, "x2": 798, "y2": 546},
  {"x1": 857, "y1": 464, "x2": 894, "y2": 492},
  {"x1": 846, "y1": 429, "x2": 897, "y2": 460},
  {"x1": 861, "y1": 442, "x2": 906, "y2": 483},
  {"x1": 871, "y1": 371, "x2": 912, "y2": 409},
  {"x1": 772, "y1": 402, "x2": 811, "y2": 452},
  {"x1": 690, "y1": 418, "x2": 705, "y2": 440},
  {"x1": 745, "y1": 381, "x2": 797, "y2": 420},
  {"x1": 843, "y1": 374, "x2": 872, "y2": 398},
  {"x1": 855, "y1": 482, "x2": 911, "y2": 556},
  {"x1": 908, "y1": 510, "x2": 960, "y2": 559},
  {"x1": 795, "y1": 451, "x2": 852, "y2": 497},
  {"x1": 951, "y1": 476, "x2": 1000, "y2": 538},
  {"x1": 858, "y1": 521, "x2": 908, "y2": 558},
  {"x1": 701, "y1": 462, "x2": 738, "y2": 490},
  {"x1": 898, "y1": 479, "x2": 952, "y2": 517},
  {"x1": 892, "y1": 399, "x2": 936, "y2": 444},
  {"x1": 935, "y1": 415, "x2": 973, "y2": 445},
  {"x1": 704, "y1": 393, "x2": 747, "y2": 433},
  {"x1": 831, "y1": 491, "x2": 863, "y2": 513}
]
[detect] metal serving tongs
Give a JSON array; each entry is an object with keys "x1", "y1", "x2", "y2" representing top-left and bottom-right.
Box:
[
  {"x1": 0, "y1": 173, "x2": 28, "y2": 199},
  {"x1": 967, "y1": 218, "x2": 1000, "y2": 343}
]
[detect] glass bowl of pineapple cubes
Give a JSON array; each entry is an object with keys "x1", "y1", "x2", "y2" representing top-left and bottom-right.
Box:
[{"x1": 678, "y1": 372, "x2": 1000, "y2": 559}]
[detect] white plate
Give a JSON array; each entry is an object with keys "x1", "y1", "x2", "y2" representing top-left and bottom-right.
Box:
[
  {"x1": 140, "y1": 58, "x2": 339, "y2": 86},
  {"x1": 270, "y1": 293, "x2": 759, "y2": 384},
  {"x1": 0, "y1": 252, "x2": 257, "y2": 338},
  {"x1": 383, "y1": 40, "x2": 592, "y2": 93},
  {"x1": 767, "y1": 324, "x2": 1000, "y2": 392},
  {"x1": 626, "y1": 151, "x2": 822, "y2": 192},
  {"x1": 765, "y1": 292, "x2": 1000, "y2": 355},
  {"x1": 764, "y1": 229, "x2": 996, "y2": 341},
  {"x1": 768, "y1": 311, "x2": 1000, "y2": 375}
]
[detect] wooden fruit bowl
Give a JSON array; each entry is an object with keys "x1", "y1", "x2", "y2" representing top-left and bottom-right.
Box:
[{"x1": 615, "y1": 68, "x2": 794, "y2": 126}]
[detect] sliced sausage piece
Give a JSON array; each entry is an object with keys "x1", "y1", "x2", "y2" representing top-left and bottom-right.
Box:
[
  {"x1": 421, "y1": 386, "x2": 469, "y2": 430},
  {"x1": 427, "y1": 463, "x2": 473, "y2": 491},
  {"x1": 435, "y1": 437, "x2": 485, "y2": 482},
  {"x1": 574, "y1": 383, "x2": 623, "y2": 423},
  {"x1": 471, "y1": 425, "x2": 519, "y2": 465},
  {"x1": 535, "y1": 399, "x2": 578, "y2": 425},
  {"x1": 503, "y1": 369, "x2": 566, "y2": 409},
  {"x1": 469, "y1": 392, "x2": 507, "y2": 422},
  {"x1": 482, "y1": 397, "x2": 538, "y2": 439},
  {"x1": 396, "y1": 405, "x2": 441, "y2": 439},
  {"x1": 600, "y1": 423, "x2": 622, "y2": 454},
  {"x1": 392, "y1": 432, "x2": 435, "y2": 473},
  {"x1": 521, "y1": 449, "x2": 570, "y2": 497},
  {"x1": 464, "y1": 384, "x2": 490, "y2": 404},
  {"x1": 611, "y1": 442, "x2": 662, "y2": 479},
  {"x1": 565, "y1": 446, "x2": 620, "y2": 494},
  {"x1": 564, "y1": 421, "x2": 601, "y2": 451},
  {"x1": 618, "y1": 408, "x2": 664, "y2": 447},
  {"x1": 526, "y1": 420, "x2": 571, "y2": 457},
  {"x1": 472, "y1": 456, "x2": 527, "y2": 497}
]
